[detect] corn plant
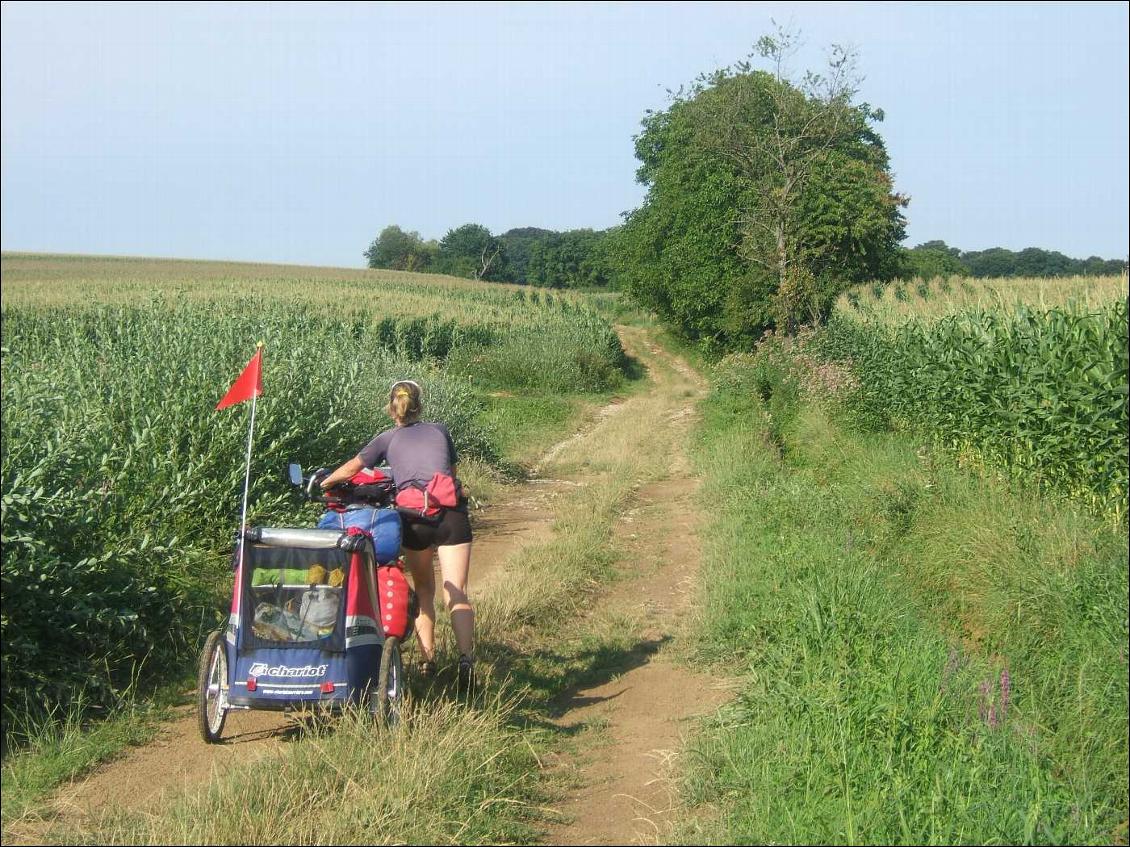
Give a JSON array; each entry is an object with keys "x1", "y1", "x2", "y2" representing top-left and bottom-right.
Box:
[
  {"x1": 834, "y1": 273, "x2": 1128, "y2": 323},
  {"x1": 815, "y1": 299, "x2": 1129, "y2": 516}
]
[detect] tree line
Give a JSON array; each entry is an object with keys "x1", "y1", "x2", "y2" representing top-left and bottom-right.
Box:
[
  {"x1": 899, "y1": 240, "x2": 1126, "y2": 280},
  {"x1": 364, "y1": 223, "x2": 617, "y2": 288},
  {"x1": 365, "y1": 222, "x2": 1126, "y2": 293},
  {"x1": 363, "y1": 26, "x2": 1126, "y2": 351}
]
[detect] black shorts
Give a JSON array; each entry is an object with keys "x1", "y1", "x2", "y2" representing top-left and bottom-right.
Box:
[{"x1": 401, "y1": 507, "x2": 473, "y2": 551}]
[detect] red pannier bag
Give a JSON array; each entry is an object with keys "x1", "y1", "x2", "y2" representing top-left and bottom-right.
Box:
[
  {"x1": 376, "y1": 564, "x2": 412, "y2": 639},
  {"x1": 344, "y1": 526, "x2": 414, "y2": 640},
  {"x1": 395, "y1": 472, "x2": 459, "y2": 518}
]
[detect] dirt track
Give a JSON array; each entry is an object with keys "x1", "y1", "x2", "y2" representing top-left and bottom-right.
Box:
[
  {"x1": 8, "y1": 327, "x2": 725, "y2": 846},
  {"x1": 539, "y1": 329, "x2": 729, "y2": 846}
]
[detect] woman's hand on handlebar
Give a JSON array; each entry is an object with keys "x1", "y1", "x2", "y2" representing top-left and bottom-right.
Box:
[
  {"x1": 319, "y1": 456, "x2": 365, "y2": 490},
  {"x1": 306, "y1": 468, "x2": 329, "y2": 499}
]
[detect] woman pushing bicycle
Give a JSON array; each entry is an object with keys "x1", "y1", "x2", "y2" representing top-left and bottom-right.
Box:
[{"x1": 320, "y1": 379, "x2": 476, "y2": 699}]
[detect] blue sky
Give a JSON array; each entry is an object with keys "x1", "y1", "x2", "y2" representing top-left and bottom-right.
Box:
[{"x1": 2, "y1": 1, "x2": 1127, "y2": 267}]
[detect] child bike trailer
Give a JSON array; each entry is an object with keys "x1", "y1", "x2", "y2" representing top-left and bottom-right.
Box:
[{"x1": 197, "y1": 522, "x2": 413, "y2": 743}]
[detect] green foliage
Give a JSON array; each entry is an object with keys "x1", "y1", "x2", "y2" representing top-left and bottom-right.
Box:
[
  {"x1": 683, "y1": 360, "x2": 1128, "y2": 843},
  {"x1": 365, "y1": 225, "x2": 621, "y2": 288},
  {"x1": 815, "y1": 300, "x2": 1130, "y2": 514},
  {"x1": 964, "y1": 246, "x2": 1125, "y2": 278},
  {"x1": 433, "y1": 223, "x2": 509, "y2": 281},
  {"x1": 363, "y1": 225, "x2": 437, "y2": 272},
  {"x1": 898, "y1": 241, "x2": 970, "y2": 279},
  {"x1": 610, "y1": 101, "x2": 751, "y2": 354},
  {"x1": 496, "y1": 227, "x2": 555, "y2": 283},
  {"x1": 897, "y1": 240, "x2": 1127, "y2": 280},
  {"x1": 447, "y1": 290, "x2": 628, "y2": 393},
  {"x1": 716, "y1": 347, "x2": 801, "y2": 455},
  {"x1": 794, "y1": 142, "x2": 908, "y2": 287},
  {"x1": 613, "y1": 50, "x2": 905, "y2": 350},
  {"x1": 496, "y1": 227, "x2": 619, "y2": 288},
  {"x1": 527, "y1": 228, "x2": 616, "y2": 288},
  {"x1": 479, "y1": 394, "x2": 581, "y2": 468}
]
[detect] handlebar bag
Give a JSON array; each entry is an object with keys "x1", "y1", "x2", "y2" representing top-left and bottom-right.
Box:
[
  {"x1": 316, "y1": 507, "x2": 401, "y2": 564},
  {"x1": 346, "y1": 467, "x2": 395, "y2": 504},
  {"x1": 350, "y1": 467, "x2": 391, "y2": 486}
]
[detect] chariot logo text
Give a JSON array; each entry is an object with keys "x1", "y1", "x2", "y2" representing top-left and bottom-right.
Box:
[{"x1": 248, "y1": 662, "x2": 328, "y2": 678}]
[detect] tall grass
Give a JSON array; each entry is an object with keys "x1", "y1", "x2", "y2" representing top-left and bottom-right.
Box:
[
  {"x1": 1, "y1": 692, "x2": 172, "y2": 824},
  {"x1": 678, "y1": 354, "x2": 1128, "y2": 844},
  {"x1": 72, "y1": 700, "x2": 542, "y2": 846}
]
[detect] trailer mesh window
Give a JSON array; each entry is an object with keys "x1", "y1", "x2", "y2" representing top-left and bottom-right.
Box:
[{"x1": 241, "y1": 543, "x2": 351, "y2": 650}]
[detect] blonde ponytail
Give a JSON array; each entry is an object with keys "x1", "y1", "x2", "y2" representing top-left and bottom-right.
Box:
[{"x1": 387, "y1": 380, "x2": 423, "y2": 425}]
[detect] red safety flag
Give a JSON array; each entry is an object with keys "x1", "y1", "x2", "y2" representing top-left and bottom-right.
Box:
[{"x1": 216, "y1": 347, "x2": 263, "y2": 410}]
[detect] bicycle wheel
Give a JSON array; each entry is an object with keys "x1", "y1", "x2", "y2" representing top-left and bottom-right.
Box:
[
  {"x1": 375, "y1": 636, "x2": 404, "y2": 727},
  {"x1": 197, "y1": 630, "x2": 229, "y2": 744}
]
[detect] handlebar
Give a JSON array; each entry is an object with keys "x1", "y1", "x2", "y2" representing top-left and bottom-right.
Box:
[
  {"x1": 304, "y1": 467, "x2": 328, "y2": 500},
  {"x1": 289, "y1": 463, "x2": 395, "y2": 509}
]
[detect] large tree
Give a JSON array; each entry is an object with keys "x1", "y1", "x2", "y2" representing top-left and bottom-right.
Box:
[
  {"x1": 900, "y1": 240, "x2": 970, "y2": 279},
  {"x1": 432, "y1": 223, "x2": 509, "y2": 281},
  {"x1": 363, "y1": 225, "x2": 435, "y2": 271},
  {"x1": 499, "y1": 227, "x2": 619, "y2": 287},
  {"x1": 498, "y1": 227, "x2": 556, "y2": 284},
  {"x1": 615, "y1": 30, "x2": 906, "y2": 348},
  {"x1": 528, "y1": 229, "x2": 614, "y2": 288}
]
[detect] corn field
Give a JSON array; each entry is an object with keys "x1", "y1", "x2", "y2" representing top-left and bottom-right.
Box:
[
  {"x1": 0, "y1": 255, "x2": 629, "y2": 739},
  {"x1": 836, "y1": 272, "x2": 1128, "y2": 323},
  {"x1": 2, "y1": 253, "x2": 627, "y2": 394},
  {"x1": 816, "y1": 299, "x2": 1130, "y2": 516}
]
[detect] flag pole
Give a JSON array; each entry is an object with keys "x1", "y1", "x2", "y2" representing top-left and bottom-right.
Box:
[{"x1": 236, "y1": 342, "x2": 264, "y2": 574}]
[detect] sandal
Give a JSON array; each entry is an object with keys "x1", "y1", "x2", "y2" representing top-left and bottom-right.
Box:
[{"x1": 417, "y1": 659, "x2": 436, "y2": 679}]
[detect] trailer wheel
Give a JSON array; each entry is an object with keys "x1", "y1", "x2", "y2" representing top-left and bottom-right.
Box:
[
  {"x1": 375, "y1": 636, "x2": 404, "y2": 727},
  {"x1": 197, "y1": 630, "x2": 229, "y2": 744}
]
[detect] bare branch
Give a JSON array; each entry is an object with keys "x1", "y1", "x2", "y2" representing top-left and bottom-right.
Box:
[{"x1": 478, "y1": 242, "x2": 501, "y2": 279}]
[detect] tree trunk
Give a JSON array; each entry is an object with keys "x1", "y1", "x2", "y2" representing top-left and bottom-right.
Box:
[
  {"x1": 775, "y1": 221, "x2": 788, "y2": 292},
  {"x1": 479, "y1": 244, "x2": 500, "y2": 280}
]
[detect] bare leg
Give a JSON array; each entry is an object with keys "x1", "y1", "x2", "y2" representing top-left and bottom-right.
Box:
[
  {"x1": 403, "y1": 547, "x2": 436, "y2": 661},
  {"x1": 436, "y1": 542, "x2": 474, "y2": 659}
]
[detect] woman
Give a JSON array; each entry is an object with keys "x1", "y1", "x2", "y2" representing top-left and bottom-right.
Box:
[{"x1": 319, "y1": 379, "x2": 475, "y2": 699}]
